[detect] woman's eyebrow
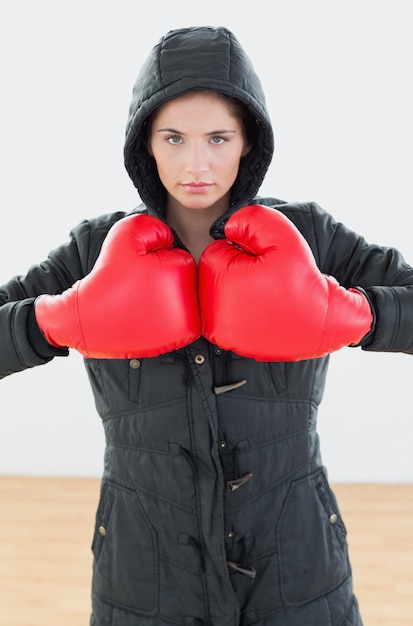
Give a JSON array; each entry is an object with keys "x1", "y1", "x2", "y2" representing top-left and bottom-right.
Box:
[
  {"x1": 156, "y1": 127, "x2": 182, "y2": 133},
  {"x1": 206, "y1": 129, "x2": 237, "y2": 135},
  {"x1": 156, "y1": 128, "x2": 237, "y2": 135}
]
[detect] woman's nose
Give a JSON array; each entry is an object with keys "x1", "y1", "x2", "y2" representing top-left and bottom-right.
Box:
[{"x1": 185, "y1": 143, "x2": 209, "y2": 177}]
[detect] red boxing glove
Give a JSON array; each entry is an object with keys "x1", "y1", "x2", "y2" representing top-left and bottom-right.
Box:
[
  {"x1": 35, "y1": 214, "x2": 201, "y2": 358},
  {"x1": 198, "y1": 204, "x2": 373, "y2": 361}
]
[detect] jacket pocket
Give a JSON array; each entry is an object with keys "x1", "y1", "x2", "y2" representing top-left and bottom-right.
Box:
[
  {"x1": 91, "y1": 480, "x2": 158, "y2": 615},
  {"x1": 91, "y1": 482, "x2": 115, "y2": 561},
  {"x1": 277, "y1": 468, "x2": 350, "y2": 605}
]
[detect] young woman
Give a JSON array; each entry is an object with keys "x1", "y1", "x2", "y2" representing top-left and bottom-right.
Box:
[{"x1": 1, "y1": 26, "x2": 412, "y2": 626}]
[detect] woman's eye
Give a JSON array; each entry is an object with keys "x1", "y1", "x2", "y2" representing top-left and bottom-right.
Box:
[
  {"x1": 210, "y1": 136, "x2": 226, "y2": 145},
  {"x1": 167, "y1": 135, "x2": 182, "y2": 145}
]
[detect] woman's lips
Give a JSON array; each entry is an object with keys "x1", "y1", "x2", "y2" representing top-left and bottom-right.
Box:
[{"x1": 182, "y1": 182, "x2": 213, "y2": 193}]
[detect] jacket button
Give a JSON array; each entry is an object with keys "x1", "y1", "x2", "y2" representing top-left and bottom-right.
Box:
[
  {"x1": 98, "y1": 525, "x2": 107, "y2": 537},
  {"x1": 219, "y1": 441, "x2": 227, "y2": 449},
  {"x1": 194, "y1": 354, "x2": 205, "y2": 364},
  {"x1": 214, "y1": 347, "x2": 223, "y2": 355},
  {"x1": 226, "y1": 530, "x2": 234, "y2": 539},
  {"x1": 329, "y1": 513, "x2": 338, "y2": 524},
  {"x1": 130, "y1": 359, "x2": 141, "y2": 369}
]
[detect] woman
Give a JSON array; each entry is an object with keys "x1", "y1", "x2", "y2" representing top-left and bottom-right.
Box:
[{"x1": 1, "y1": 26, "x2": 412, "y2": 626}]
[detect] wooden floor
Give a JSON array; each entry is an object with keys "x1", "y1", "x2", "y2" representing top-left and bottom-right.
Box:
[{"x1": 0, "y1": 478, "x2": 412, "y2": 626}]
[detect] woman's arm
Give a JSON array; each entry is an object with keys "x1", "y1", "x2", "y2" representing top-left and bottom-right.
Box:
[
  {"x1": 0, "y1": 211, "x2": 127, "y2": 378},
  {"x1": 297, "y1": 201, "x2": 413, "y2": 354}
]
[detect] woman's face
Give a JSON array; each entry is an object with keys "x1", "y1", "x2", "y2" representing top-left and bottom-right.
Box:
[{"x1": 148, "y1": 91, "x2": 250, "y2": 213}]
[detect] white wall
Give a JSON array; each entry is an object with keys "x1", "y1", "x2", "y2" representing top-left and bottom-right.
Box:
[{"x1": 0, "y1": 0, "x2": 412, "y2": 481}]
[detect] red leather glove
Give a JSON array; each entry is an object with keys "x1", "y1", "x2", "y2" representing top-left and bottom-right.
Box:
[
  {"x1": 35, "y1": 214, "x2": 201, "y2": 358},
  {"x1": 198, "y1": 204, "x2": 373, "y2": 361}
]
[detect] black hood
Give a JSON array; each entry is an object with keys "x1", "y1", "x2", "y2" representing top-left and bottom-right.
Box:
[{"x1": 124, "y1": 26, "x2": 274, "y2": 217}]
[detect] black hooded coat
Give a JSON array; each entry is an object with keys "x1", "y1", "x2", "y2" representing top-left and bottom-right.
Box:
[{"x1": 1, "y1": 26, "x2": 413, "y2": 626}]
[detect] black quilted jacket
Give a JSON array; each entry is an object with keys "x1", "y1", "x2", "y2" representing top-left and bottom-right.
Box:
[{"x1": 1, "y1": 26, "x2": 412, "y2": 626}]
